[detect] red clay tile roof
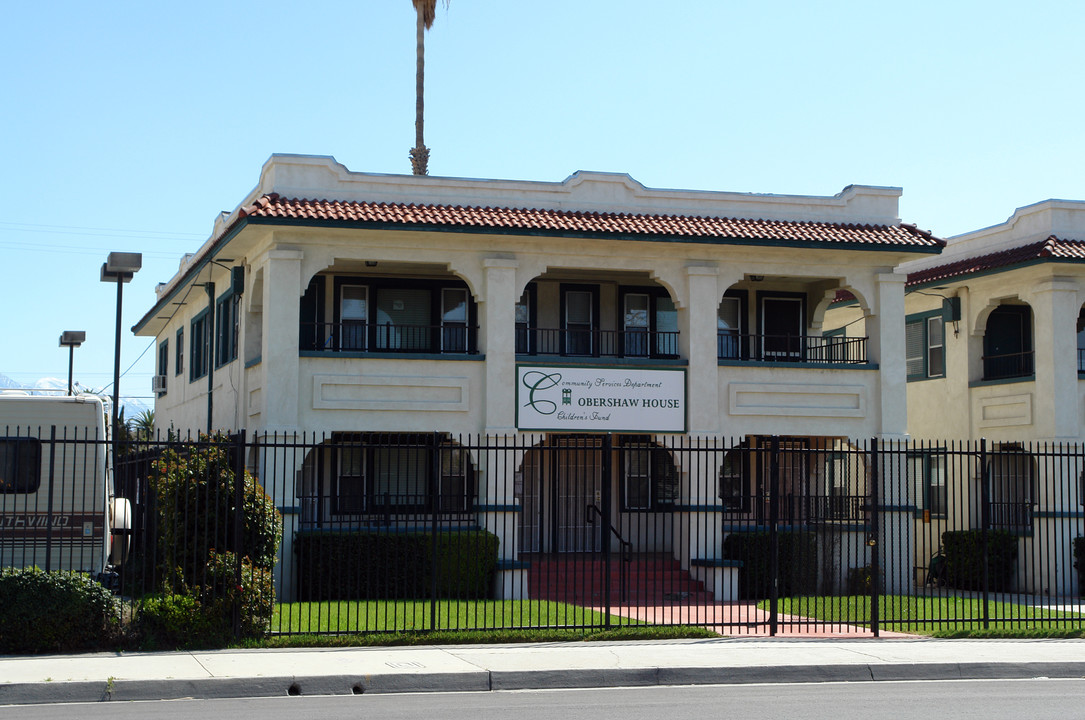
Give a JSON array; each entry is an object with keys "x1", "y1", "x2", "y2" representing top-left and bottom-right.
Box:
[
  {"x1": 237, "y1": 193, "x2": 943, "y2": 249},
  {"x1": 907, "y1": 235, "x2": 1085, "y2": 286}
]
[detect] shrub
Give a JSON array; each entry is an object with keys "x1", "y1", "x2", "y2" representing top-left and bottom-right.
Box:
[
  {"x1": 149, "y1": 434, "x2": 281, "y2": 589},
  {"x1": 941, "y1": 529, "x2": 1018, "y2": 592},
  {"x1": 846, "y1": 565, "x2": 880, "y2": 595},
  {"x1": 0, "y1": 568, "x2": 122, "y2": 653},
  {"x1": 294, "y1": 530, "x2": 500, "y2": 601},
  {"x1": 722, "y1": 531, "x2": 817, "y2": 600},
  {"x1": 138, "y1": 551, "x2": 274, "y2": 649}
]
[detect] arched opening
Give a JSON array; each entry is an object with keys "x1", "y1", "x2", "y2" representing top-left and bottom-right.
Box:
[
  {"x1": 297, "y1": 432, "x2": 476, "y2": 528},
  {"x1": 299, "y1": 262, "x2": 478, "y2": 355},
  {"x1": 982, "y1": 303, "x2": 1033, "y2": 380},
  {"x1": 514, "y1": 272, "x2": 678, "y2": 359}
]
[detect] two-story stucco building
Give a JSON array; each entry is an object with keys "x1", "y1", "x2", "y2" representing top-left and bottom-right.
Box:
[
  {"x1": 825, "y1": 199, "x2": 1085, "y2": 595},
  {"x1": 134, "y1": 154, "x2": 943, "y2": 600}
]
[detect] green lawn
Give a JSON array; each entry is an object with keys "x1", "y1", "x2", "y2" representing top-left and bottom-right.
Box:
[
  {"x1": 769, "y1": 595, "x2": 1085, "y2": 636},
  {"x1": 272, "y1": 599, "x2": 639, "y2": 634}
]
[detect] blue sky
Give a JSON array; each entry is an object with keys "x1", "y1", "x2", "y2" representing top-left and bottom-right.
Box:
[{"x1": 2, "y1": 0, "x2": 1083, "y2": 404}]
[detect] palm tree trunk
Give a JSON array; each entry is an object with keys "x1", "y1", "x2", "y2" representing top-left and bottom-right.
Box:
[{"x1": 410, "y1": 6, "x2": 429, "y2": 175}]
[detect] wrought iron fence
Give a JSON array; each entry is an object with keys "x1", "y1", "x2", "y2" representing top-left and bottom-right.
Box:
[{"x1": 3, "y1": 430, "x2": 1085, "y2": 639}]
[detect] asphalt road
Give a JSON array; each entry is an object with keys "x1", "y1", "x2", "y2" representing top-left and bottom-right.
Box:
[{"x1": 5, "y1": 679, "x2": 1085, "y2": 720}]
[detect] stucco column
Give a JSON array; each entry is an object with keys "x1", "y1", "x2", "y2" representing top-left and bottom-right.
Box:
[
  {"x1": 1030, "y1": 278, "x2": 1080, "y2": 440},
  {"x1": 871, "y1": 272, "x2": 908, "y2": 438},
  {"x1": 482, "y1": 258, "x2": 519, "y2": 433},
  {"x1": 261, "y1": 249, "x2": 303, "y2": 433},
  {"x1": 685, "y1": 266, "x2": 720, "y2": 434}
]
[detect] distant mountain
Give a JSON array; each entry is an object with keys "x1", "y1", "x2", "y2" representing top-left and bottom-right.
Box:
[{"x1": 0, "y1": 373, "x2": 149, "y2": 417}]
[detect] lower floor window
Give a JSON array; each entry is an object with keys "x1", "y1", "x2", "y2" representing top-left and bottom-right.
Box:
[{"x1": 331, "y1": 434, "x2": 473, "y2": 515}]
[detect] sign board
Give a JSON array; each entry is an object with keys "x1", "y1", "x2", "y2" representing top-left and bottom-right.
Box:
[{"x1": 516, "y1": 365, "x2": 687, "y2": 433}]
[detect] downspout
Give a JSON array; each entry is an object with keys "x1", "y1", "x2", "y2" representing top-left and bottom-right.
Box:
[{"x1": 206, "y1": 281, "x2": 215, "y2": 435}]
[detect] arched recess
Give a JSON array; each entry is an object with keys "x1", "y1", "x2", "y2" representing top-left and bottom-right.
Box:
[
  {"x1": 243, "y1": 267, "x2": 264, "y2": 366},
  {"x1": 978, "y1": 299, "x2": 1034, "y2": 381},
  {"x1": 297, "y1": 255, "x2": 482, "y2": 355}
]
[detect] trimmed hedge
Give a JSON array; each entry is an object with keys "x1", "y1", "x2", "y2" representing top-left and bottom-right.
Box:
[
  {"x1": 0, "y1": 568, "x2": 122, "y2": 653},
  {"x1": 941, "y1": 529, "x2": 1018, "y2": 592},
  {"x1": 295, "y1": 530, "x2": 499, "y2": 601},
  {"x1": 722, "y1": 531, "x2": 818, "y2": 600}
]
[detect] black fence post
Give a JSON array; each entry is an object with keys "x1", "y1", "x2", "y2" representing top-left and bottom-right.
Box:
[
  {"x1": 979, "y1": 437, "x2": 990, "y2": 630},
  {"x1": 601, "y1": 433, "x2": 613, "y2": 629},
  {"x1": 869, "y1": 436, "x2": 881, "y2": 637},
  {"x1": 232, "y1": 430, "x2": 246, "y2": 640},
  {"x1": 44, "y1": 425, "x2": 57, "y2": 573},
  {"x1": 769, "y1": 435, "x2": 780, "y2": 636},
  {"x1": 430, "y1": 431, "x2": 440, "y2": 633}
]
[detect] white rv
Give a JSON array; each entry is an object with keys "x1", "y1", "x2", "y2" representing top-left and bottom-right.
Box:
[{"x1": 0, "y1": 393, "x2": 130, "y2": 576}]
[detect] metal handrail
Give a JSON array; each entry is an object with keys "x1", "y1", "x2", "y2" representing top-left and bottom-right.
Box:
[{"x1": 586, "y1": 503, "x2": 632, "y2": 603}]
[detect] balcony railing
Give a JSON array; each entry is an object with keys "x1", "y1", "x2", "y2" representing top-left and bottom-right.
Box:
[
  {"x1": 516, "y1": 327, "x2": 680, "y2": 359},
  {"x1": 718, "y1": 332, "x2": 868, "y2": 364},
  {"x1": 982, "y1": 350, "x2": 1034, "y2": 381},
  {"x1": 988, "y1": 500, "x2": 1032, "y2": 532},
  {"x1": 1078, "y1": 347, "x2": 1085, "y2": 373},
  {"x1": 301, "y1": 322, "x2": 479, "y2": 355}
]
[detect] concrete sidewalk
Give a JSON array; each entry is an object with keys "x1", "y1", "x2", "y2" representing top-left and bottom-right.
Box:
[{"x1": 3, "y1": 637, "x2": 1085, "y2": 705}]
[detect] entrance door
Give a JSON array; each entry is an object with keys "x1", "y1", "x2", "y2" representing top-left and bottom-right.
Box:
[
  {"x1": 517, "y1": 436, "x2": 603, "y2": 553},
  {"x1": 554, "y1": 437, "x2": 603, "y2": 552}
]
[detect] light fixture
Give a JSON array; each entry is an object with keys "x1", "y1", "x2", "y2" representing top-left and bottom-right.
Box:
[
  {"x1": 100, "y1": 252, "x2": 142, "y2": 454},
  {"x1": 365, "y1": 261, "x2": 378, "y2": 268},
  {"x1": 749, "y1": 275, "x2": 765, "y2": 282},
  {"x1": 58, "y1": 330, "x2": 86, "y2": 396}
]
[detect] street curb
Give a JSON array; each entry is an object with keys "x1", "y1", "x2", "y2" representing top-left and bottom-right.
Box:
[{"x1": 3, "y1": 662, "x2": 1085, "y2": 705}]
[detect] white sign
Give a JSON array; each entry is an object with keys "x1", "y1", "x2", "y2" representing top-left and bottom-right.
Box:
[{"x1": 516, "y1": 365, "x2": 687, "y2": 432}]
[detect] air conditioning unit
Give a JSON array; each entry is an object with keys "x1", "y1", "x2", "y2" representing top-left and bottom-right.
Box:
[{"x1": 151, "y1": 375, "x2": 167, "y2": 394}]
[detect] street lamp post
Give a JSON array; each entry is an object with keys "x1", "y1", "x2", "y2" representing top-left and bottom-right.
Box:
[
  {"x1": 58, "y1": 331, "x2": 86, "y2": 396},
  {"x1": 100, "y1": 252, "x2": 142, "y2": 457}
]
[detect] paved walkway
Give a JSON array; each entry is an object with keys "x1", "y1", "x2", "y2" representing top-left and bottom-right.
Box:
[{"x1": 3, "y1": 637, "x2": 1085, "y2": 705}]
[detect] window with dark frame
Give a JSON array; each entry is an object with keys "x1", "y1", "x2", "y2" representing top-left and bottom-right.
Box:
[
  {"x1": 190, "y1": 311, "x2": 210, "y2": 381},
  {"x1": 619, "y1": 438, "x2": 678, "y2": 512},
  {"x1": 331, "y1": 434, "x2": 473, "y2": 516},
  {"x1": 175, "y1": 327, "x2": 184, "y2": 376},
  {"x1": 215, "y1": 290, "x2": 240, "y2": 368},
  {"x1": 906, "y1": 312, "x2": 945, "y2": 380},
  {"x1": 156, "y1": 340, "x2": 168, "y2": 396},
  {"x1": 0, "y1": 437, "x2": 42, "y2": 494}
]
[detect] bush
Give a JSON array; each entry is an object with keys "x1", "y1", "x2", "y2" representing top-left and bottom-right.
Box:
[
  {"x1": 138, "y1": 551, "x2": 274, "y2": 649},
  {"x1": 149, "y1": 434, "x2": 281, "y2": 589},
  {"x1": 1074, "y1": 537, "x2": 1085, "y2": 596},
  {"x1": 0, "y1": 568, "x2": 122, "y2": 653},
  {"x1": 295, "y1": 530, "x2": 499, "y2": 601},
  {"x1": 941, "y1": 529, "x2": 1018, "y2": 592},
  {"x1": 846, "y1": 565, "x2": 880, "y2": 595},
  {"x1": 722, "y1": 531, "x2": 817, "y2": 600}
]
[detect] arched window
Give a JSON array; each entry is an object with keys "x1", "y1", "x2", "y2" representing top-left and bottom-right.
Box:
[{"x1": 983, "y1": 305, "x2": 1033, "y2": 380}]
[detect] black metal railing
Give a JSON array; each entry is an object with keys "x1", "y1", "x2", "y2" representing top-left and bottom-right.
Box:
[
  {"x1": 1078, "y1": 347, "x2": 1085, "y2": 373},
  {"x1": 516, "y1": 327, "x2": 680, "y2": 359},
  {"x1": 718, "y1": 332, "x2": 868, "y2": 364},
  {"x1": 6, "y1": 431, "x2": 1085, "y2": 641},
  {"x1": 982, "y1": 350, "x2": 1034, "y2": 380},
  {"x1": 300, "y1": 321, "x2": 479, "y2": 354},
  {"x1": 587, "y1": 503, "x2": 632, "y2": 602}
]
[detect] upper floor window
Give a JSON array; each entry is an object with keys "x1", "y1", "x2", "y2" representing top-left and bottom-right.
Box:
[
  {"x1": 906, "y1": 313, "x2": 945, "y2": 380},
  {"x1": 718, "y1": 295, "x2": 744, "y2": 360},
  {"x1": 983, "y1": 305, "x2": 1033, "y2": 380},
  {"x1": 215, "y1": 289, "x2": 240, "y2": 368},
  {"x1": 156, "y1": 340, "x2": 168, "y2": 396},
  {"x1": 190, "y1": 311, "x2": 210, "y2": 381},
  {"x1": 174, "y1": 327, "x2": 184, "y2": 376}
]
